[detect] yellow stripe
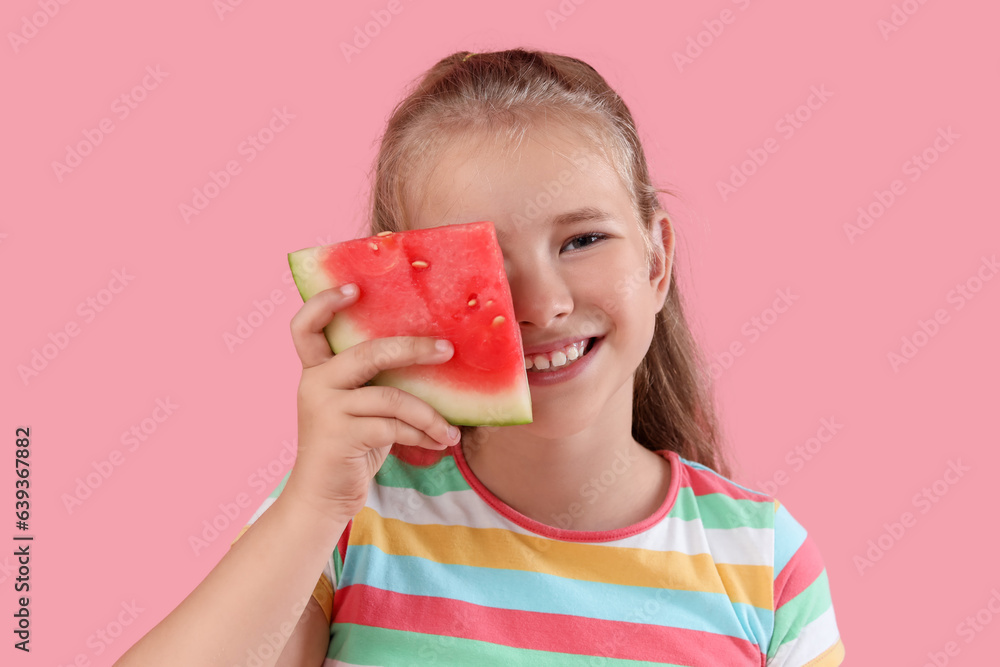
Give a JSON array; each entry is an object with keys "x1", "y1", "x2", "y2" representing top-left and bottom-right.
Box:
[
  {"x1": 229, "y1": 524, "x2": 251, "y2": 547},
  {"x1": 312, "y1": 573, "x2": 334, "y2": 624},
  {"x1": 716, "y1": 562, "x2": 774, "y2": 608},
  {"x1": 803, "y1": 639, "x2": 845, "y2": 666},
  {"x1": 351, "y1": 507, "x2": 773, "y2": 608}
]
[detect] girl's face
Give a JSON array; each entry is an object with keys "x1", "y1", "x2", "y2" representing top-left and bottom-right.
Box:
[{"x1": 406, "y1": 122, "x2": 674, "y2": 439}]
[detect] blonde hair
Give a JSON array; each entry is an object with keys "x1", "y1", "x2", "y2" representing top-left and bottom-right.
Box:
[{"x1": 366, "y1": 48, "x2": 731, "y2": 478}]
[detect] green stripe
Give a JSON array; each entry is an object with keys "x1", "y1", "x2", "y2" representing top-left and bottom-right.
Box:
[
  {"x1": 332, "y1": 543, "x2": 344, "y2": 587},
  {"x1": 668, "y1": 486, "x2": 774, "y2": 529},
  {"x1": 767, "y1": 569, "x2": 833, "y2": 659},
  {"x1": 375, "y1": 452, "x2": 470, "y2": 496},
  {"x1": 267, "y1": 471, "x2": 291, "y2": 500},
  {"x1": 329, "y1": 622, "x2": 688, "y2": 666}
]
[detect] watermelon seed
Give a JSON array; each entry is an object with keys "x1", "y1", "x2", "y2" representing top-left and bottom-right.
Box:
[
  {"x1": 369, "y1": 242, "x2": 378, "y2": 251},
  {"x1": 376, "y1": 231, "x2": 393, "y2": 237},
  {"x1": 486, "y1": 300, "x2": 494, "y2": 307},
  {"x1": 492, "y1": 315, "x2": 505, "y2": 326},
  {"x1": 411, "y1": 260, "x2": 429, "y2": 269},
  {"x1": 468, "y1": 299, "x2": 477, "y2": 307}
]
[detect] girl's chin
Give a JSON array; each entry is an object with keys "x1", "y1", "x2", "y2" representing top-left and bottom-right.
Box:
[{"x1": 502, "y1": 407, "x2": 599, "y2": 441}]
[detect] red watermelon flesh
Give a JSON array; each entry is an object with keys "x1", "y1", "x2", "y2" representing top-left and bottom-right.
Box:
[{"x1": 287, "y1": 221, "x2": 532, "y2": 426}]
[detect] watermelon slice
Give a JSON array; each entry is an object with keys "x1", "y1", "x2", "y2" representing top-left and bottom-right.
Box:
[{"x1": 288, "y1": 221, "x2": 532, "y2": 426}]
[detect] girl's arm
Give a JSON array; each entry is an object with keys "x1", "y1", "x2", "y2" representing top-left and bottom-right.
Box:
[
  {"x1": 275, "y1": 597, "x2": 331, "y2": 666},
  {"x1": 117, "y1": 286, "x2": 458, "y2": 665},
  {"x1": 115, "y1": 491, "x2": 347, "y2": 667}
]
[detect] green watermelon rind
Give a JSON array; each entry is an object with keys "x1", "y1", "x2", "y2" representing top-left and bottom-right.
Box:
[
  {"x1": 287, "y1": 239, "x2": 532, "y2": 427},
  {"x1": 285, "y1": 246, "x2": 357, "y2": 353},
  {"x1": 287, "y1": 246, "x2": 333, "y2": 303}
]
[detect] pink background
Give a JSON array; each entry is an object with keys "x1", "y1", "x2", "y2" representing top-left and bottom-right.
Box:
[{"x1": 4, "y1": 0, "x2": 999, "y2": 664}]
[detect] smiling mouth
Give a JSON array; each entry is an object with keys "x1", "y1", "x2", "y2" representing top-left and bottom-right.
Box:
[{"x1": 524, "y1": 337, "x2": 600, "y2": 373}]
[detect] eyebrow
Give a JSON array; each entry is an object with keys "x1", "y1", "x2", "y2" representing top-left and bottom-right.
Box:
[
  {"x1": 496, "y1": 206, "x2": 615, "y2": 242},
  {"x1": 552, "y1": 206, "x2": 613, "y2": 227}
]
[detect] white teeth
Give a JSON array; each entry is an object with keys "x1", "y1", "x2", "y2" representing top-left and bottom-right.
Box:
[{"x1": 524, "y1": 339, "x2": 593, "y2": 372}]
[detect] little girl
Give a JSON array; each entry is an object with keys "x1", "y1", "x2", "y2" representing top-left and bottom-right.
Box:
[{"x1": 118, "y1": 49, "x2": 844, "y2": 666}]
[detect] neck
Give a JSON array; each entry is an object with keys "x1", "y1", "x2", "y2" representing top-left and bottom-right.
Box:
[{"x1": 460, "y1": 381, "x2": 671, "y2": 532}]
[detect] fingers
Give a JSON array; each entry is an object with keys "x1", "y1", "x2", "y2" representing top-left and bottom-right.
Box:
[
  {"x1": 349, "y1": 416, "x2": 453, "y2": 452},
  {"x1": 326, "y1": 336, "x2": 455, "y2": 391},
  {"x1": 290, "y1": 285, "x2": 359, "y2": 369},
  {"x1": 344, "y1": 385, "x2": 461, "y2": 448}
]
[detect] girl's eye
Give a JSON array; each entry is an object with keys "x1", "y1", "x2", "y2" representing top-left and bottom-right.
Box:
[{"x1": 562, "y1": 233, "x2": 608, "y2": 252}]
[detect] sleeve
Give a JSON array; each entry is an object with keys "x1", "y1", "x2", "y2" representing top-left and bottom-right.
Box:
[
  {"x1": 229, "y1": 470, "x2": 346, "y2": 625},
  {"x1": 765, "y1": 500, "x2": 845, "y2": 666}
]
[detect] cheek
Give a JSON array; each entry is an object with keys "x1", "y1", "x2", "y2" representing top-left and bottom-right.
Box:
[
  {"x1": 603, "y1": 258, "x2": 650, "y2": 304},
  {"x1": 572, "y1": 264, "x2": 643, "y2": 332}
]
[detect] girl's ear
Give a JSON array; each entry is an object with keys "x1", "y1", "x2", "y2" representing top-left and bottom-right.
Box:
[{"x1": 649, "y1": 210, "x2": 676, "y2": 310}]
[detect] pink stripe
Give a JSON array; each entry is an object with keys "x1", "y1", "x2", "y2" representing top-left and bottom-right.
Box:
[
  {"x1": 333, "y1": 583, "x2": 763, "y2": 664},
  {"x1": 684, "y1": 464, "x2": 772, "y2": 502},
  {"x1": 388, "y1": 443, "x2": 448, "y2": 467},
  {"x1": 337, "y1": 519, "x2": 352, "y2": 566},
  {"x1": 775, "y1": 534, "x2": 826, "y2": 609}
]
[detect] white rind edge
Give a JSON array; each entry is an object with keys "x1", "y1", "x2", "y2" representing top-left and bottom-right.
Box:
[{"x1": 287, "y1": 243, "x2": 533, "y2": 427}]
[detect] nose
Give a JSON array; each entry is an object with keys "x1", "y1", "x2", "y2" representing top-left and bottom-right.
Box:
[{"x1": 505, "y1": 254, "x2": 574, "y2": 329}]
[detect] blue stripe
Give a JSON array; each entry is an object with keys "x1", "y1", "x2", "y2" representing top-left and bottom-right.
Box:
[
  {"x1": 340, "y1": 543, "x2": 767, "y2": 642},
  {"x1": 772, "y1": 503, "x2": 807, "y2": 577},
  {"x1": 732, "y1": 600, "x2": 773, "y2": 652}
]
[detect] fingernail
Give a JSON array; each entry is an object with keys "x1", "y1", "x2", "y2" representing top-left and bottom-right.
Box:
[
  {"x1": 447, "y1": 426, "x2": 460, "y2": 441},
  {"x1": 435, "y1": 340, "x2": 453, "y2": 354},
  {"x1": 340, "y1": 284, "x2": 357, "y2": 297}
]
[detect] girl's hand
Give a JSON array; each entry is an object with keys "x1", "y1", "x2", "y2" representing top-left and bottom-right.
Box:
[{"x1": 282, "y1": 284, "x2": 461, "y2": 522}]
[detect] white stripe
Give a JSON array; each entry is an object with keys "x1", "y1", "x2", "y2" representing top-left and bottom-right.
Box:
[
  {"x1": 246, "y1": 496, "x2": 276, "y2": 525},
  {"x1": 368, "y1": 484, "x2": 775, "y2": 565},
  {"x1": 368, "y1": 485, "x2": 538, "y2": 534},
  {"x1": 619, "y1": 521, "x2": 773, "y2": 567},
  {"x1": 767, "y1": 605, "x2": 842, "y2": 666},
  {"x1": 703, "y1": 526, "x2": 774, "y2": 567}
]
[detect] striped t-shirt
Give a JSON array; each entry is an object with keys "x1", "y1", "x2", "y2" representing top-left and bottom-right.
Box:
[{"x1": 235, "y1": 445, "x2": 845, "y2": 666}]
